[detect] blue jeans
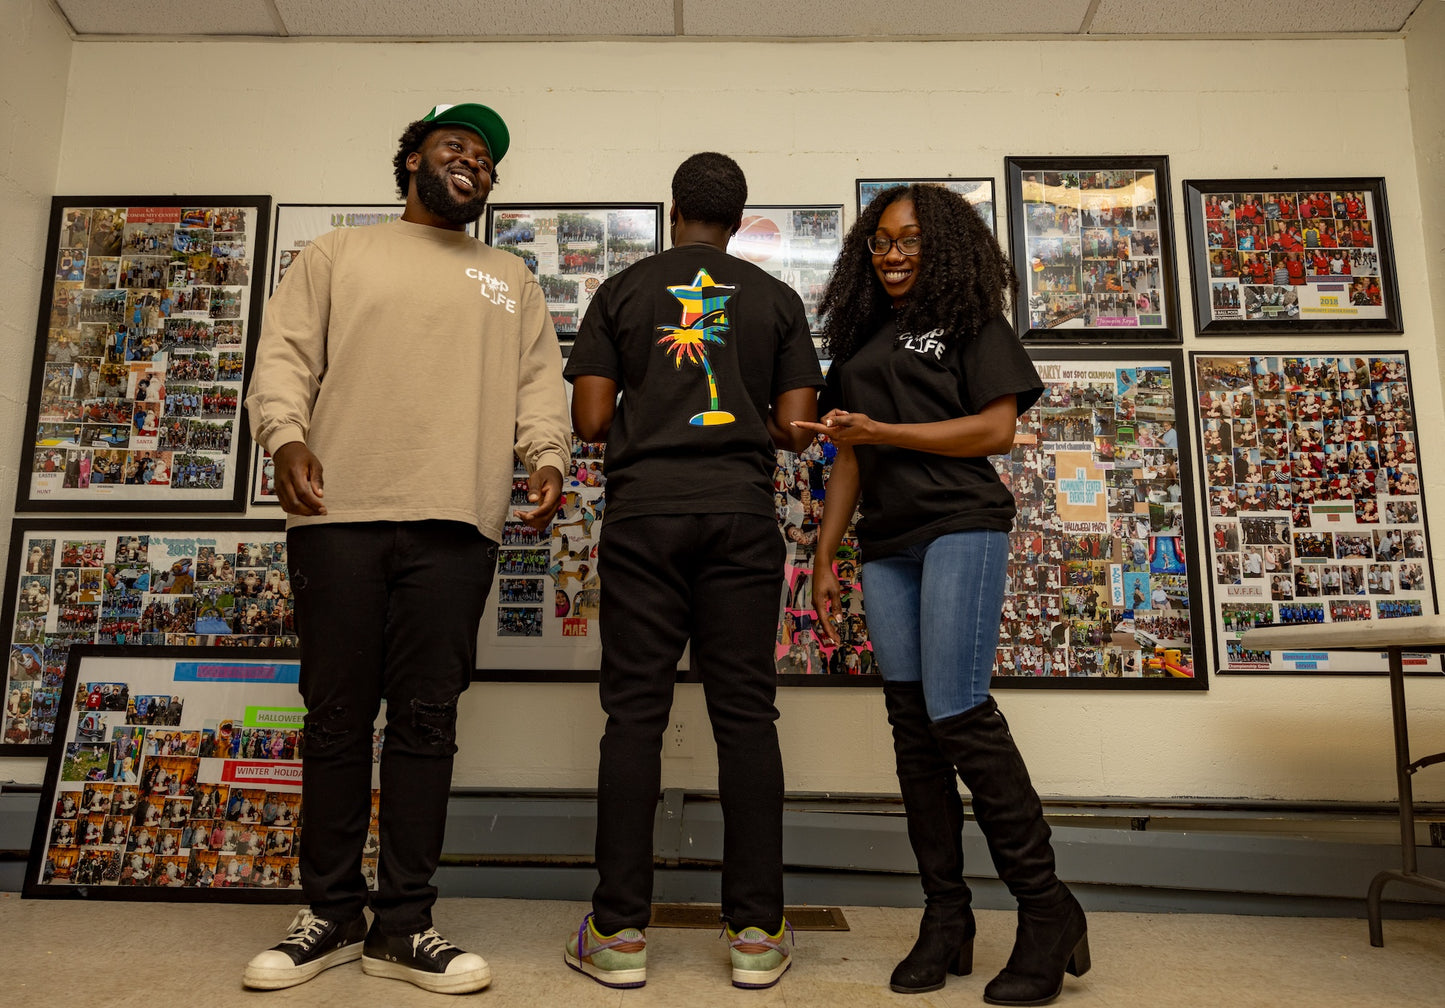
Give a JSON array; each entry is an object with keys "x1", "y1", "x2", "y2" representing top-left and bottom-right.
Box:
[{"x1": 860, "y1": 530, "x2": 1008, "y2": 721}]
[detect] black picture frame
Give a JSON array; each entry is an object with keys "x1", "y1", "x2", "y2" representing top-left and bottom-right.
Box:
[
  {"x1": 16, "y1": 196, "x2": 271, "y2": 512},
  {"x1": 767, "y1": 348, "x2": 1206, "y2": 689},
  {"x1": 483, "y1": 203, "x2": 663, "y2": 340},
  {"x1": 1005, "y1": 156, "x2": 1180, "y2": 344},
  {"x1": 856, "y1": 177, "x2": 997, "y2": 234},
  {"x1": 2, "y1": 518, "x2": 290, "y2": 755},
  {"x1": 22, "y1": 643, "x2": 336, "y2": 902},
  {"x1": 1002, "y1": 347, "x2": 1205, "y2": 687},
  {"x1": 1181, "y1": 177, "x2": 1402, "y2": 335},
  {"x1": 1189, "y1": 350, "x2": 1440, "y2": 676}
]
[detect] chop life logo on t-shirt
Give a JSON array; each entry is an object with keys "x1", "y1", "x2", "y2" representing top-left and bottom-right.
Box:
[
  {"x1": 465, "y1": 267, "x2": 517, "y2": 314},
  {"x1": 899, "y1": 328, "x2": 945, "y2": 359}
]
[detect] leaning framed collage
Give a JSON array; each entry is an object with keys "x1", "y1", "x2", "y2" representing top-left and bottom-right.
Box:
[{"x1": 25, "y1": 644, "x2": 383, "y2": 902}]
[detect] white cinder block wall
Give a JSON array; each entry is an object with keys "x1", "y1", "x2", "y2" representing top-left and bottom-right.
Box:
[{"x1": 2, "y1": 4, "x2": 1443, "y2": 802}]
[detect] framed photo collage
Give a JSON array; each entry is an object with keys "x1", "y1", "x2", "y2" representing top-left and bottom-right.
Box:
[
  {"x1": 24, "y1": 646, "x2": 386, "y2": 902},
  {"x1": 18, "y1": 198, "x2": 271, "y2": 513}
]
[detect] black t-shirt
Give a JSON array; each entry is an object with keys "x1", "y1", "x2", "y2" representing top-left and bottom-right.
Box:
[
  {"x1": 565, "y1": 244, "x2": 823, "y2": 521},
  {"x1": 826, "y1": 316, "x2": 1043, "y2": 559}
]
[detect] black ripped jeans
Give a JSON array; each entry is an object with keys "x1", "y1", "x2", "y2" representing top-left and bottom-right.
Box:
[{"x1": 288, "y1": 520, "x2": 497, "y2": 934}]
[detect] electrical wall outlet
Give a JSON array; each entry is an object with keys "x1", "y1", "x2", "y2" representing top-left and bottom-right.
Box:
[{"x1": 665, "y1": 719, "x2": 692, "y2": 759}]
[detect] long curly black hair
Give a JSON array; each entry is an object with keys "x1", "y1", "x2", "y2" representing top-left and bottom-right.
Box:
[
  {"x1": 819, "y1": 184, "x2": 1016, "y2": 364},
  {"x1": 392, "y1": 119, "x2": 500, "y2": 200}
]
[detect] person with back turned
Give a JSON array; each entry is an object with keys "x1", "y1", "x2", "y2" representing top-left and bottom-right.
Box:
[{"x1": 562, "y1": 152, "x2": 823, "y2": 991}]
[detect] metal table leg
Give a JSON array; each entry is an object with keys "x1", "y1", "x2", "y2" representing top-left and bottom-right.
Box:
[{"x1": 1365, "y1": 646, "x2": 1445, "y2": 946}]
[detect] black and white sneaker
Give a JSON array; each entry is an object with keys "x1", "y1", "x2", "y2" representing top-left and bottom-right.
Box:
[
  {"x1": 243, "y1": 909, "x2": 366, "y2": 989},
  {"x1": 362, "y1": 922, "x2": 491, "y2": 993}
]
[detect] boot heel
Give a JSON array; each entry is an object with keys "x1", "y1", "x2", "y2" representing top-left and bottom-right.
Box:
[
  {"x1": 1065, "y1": 933, "x2": 1091, "y2": 977},
  {"x1": 951, "y1": 937, "x2": 974, "y2": 977}
]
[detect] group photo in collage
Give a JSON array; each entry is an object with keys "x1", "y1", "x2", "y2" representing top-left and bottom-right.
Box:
[
  {"x1": 29, "y1": 653, "x2": 384, "y2": 897},
  {"x1": 1015, "y1": 168, "x2": 1169, "y2": 335},
  {"x1": 997, "y1": 358, "x2": 1197, "y2": 681},
  {"x1": 1192, "y1": 354, "x2": 1433, "y2": 673},
  {"x1": 4, "y1": 527, "x2": 296, "y2": 747},
  {"x1": 24, "y1": 202, "x2": 265, "y2": 507},
  {"x1": 1200, "y1": 188, "x2": 1389, "y2": 324},
  {"x1": 487, "y1": 204, "x2": 660, "y2": 337}
]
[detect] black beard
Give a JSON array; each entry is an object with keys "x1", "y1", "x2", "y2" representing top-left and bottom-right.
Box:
[{"x1": 414, "y1": 160, "x2": 486, "y2": 225}]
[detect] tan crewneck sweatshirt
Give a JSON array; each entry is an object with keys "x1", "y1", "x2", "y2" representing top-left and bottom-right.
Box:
[{"x1": 245, "y1": 218, "x2": 570, "y2": 540}]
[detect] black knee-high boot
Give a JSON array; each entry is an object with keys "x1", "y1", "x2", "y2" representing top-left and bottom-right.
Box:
[
  {"x1": 883, "y1": 683, "x2": 975, "y2": 994},
  {"x1": 930, "y1": 696, "x2": 1089, "y2": 1007}
]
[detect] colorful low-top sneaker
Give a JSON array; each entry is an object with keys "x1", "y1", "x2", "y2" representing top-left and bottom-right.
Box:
[
  {"x1": 728, "y1": 920, "x2": 793, "y2": 989},
  {"x1": 360, "y1": 922, "x2": 491, "y2": 993},
  {"x1": 565, "y1": 912, "x2": 647, "y2": 988},
  {"x1": 243, "y1": 909, "x2": 366, "y2": 989}
]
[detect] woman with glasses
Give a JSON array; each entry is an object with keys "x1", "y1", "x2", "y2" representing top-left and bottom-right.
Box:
[{"x1": 795, "y1": 184, "x2": 1088, "y2": 1006}]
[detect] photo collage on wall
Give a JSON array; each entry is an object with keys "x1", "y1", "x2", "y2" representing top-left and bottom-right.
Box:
[
  {"x1": 30, "y1": 651, "x2": 383, "y2": 898},
  {"x1": 488, "y1": 205, "x2": 660, "y2": 338},
  {"x1": 1200, "y1": 188, "x2": 1388, "y2": 325},
  {"x1": 769, "y1": 354, "x2": 1201, "y2": 685},
  {"x1": 485, "y1": 437, "x2": 605, "y2": 647},
  {"x1": 4, "y1": 526, "x2": 294, "y2": 749},
  {"x1": 726, "y1": 206, "x2": 843, "y2": 331},
  {"x1": 26, "y1": 203, "x2": 265, "y2": 507},
  {"x1": 478, "y1": 430, "x2": 878, "y2": 680},
  {"x1": 997, "y1": 356, "x2": 1200, "y2": 682},
  {"x1": 1193, "y1": 354, "x2": 1436, "y2": 673},
  {"x1": 773, "y1": 435, "x2": 874, "y2": 677},
  {"x1": 1018, "y1": 169, "x2": 1168, "y2": 334}
]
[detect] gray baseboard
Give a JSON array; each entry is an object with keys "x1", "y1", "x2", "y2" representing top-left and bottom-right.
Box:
[{"x1": 3, "y1": 787, "x2": 1443, "y2": 918}]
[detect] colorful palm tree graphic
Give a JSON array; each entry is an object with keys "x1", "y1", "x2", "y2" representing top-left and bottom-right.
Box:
[{"x1": 656, "y1": 268, "x2": 737, "y2": 426}]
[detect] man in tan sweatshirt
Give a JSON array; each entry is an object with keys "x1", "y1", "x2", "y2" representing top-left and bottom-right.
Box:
[{"x1": 243, "y1": 102, "x2": 569, "y2": 995}]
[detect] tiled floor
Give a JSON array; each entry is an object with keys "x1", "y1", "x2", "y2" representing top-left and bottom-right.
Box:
[{"x1": 1, "y1": 894, "x2": 1442, "y2": 1006}]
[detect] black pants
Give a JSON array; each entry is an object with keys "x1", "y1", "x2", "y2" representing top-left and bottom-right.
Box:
[
  {"x1": 591, "y1": 513, "x2": 786, "y2": 934},
  {"x1": 289, "y1": 520, "x2": 496, "y2": 935}
]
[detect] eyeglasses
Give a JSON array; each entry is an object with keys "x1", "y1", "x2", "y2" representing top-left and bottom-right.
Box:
[{"x1": 867, "y1": 234, "x2": 922, "y2": 256}]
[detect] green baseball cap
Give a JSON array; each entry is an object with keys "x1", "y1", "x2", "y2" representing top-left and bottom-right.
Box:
[{"x1": 421, "y1": 103, "x2": 510, "y2": 163}]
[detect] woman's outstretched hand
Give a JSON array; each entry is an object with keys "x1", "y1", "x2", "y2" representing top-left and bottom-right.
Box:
[{"x1": 792, "y1": 409, "x2": 878, "y2": 447}]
